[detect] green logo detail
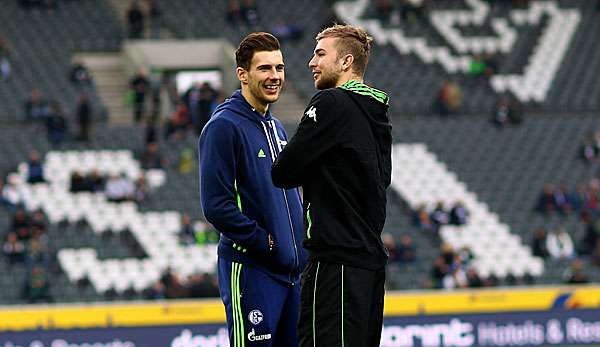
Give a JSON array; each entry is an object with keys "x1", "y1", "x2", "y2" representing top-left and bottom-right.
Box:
[{"x1": 258, "y1": 148, "x2": 267, "y2": 158}]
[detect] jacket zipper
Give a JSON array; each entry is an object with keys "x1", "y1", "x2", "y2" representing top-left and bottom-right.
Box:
[{"x1": 261, "y1": 121, "x2": 299, "y2": 283}]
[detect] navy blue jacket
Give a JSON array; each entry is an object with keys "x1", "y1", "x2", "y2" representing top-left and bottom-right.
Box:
[{"x1": 199, "y1": 90, "x2": 306, "y2": 284}]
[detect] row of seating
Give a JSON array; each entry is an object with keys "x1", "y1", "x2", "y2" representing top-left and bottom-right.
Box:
[
  {"x1": 392, "y1": 143, "x2": 544, "y2": 278},
  {"x1": 11, "y1": 150, "x2": 215, "y2": 294}
]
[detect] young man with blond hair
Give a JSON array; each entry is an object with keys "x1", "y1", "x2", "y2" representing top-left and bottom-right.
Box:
[
  {"x1": 199, "y1": 32, "x2": 306, "y2": 346},
  {"x1": 272, "y1": 24, "x2": 392, "y2": 346}
]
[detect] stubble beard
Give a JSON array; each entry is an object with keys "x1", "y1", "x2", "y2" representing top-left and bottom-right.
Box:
[{"x1": 315, "y1": 70, "x2": 340, "y2": 90}]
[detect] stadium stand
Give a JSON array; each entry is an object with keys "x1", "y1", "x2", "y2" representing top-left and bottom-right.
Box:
[
  {"x1": 1, "y1": 0, "x2": 600, "y2": 306},
  {"x1": 0, "y1": 0, "x2": 122, "y2": 122}
]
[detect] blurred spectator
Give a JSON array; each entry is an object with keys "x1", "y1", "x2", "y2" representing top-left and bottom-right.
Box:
[
  {"x1": 161, "y1": 268, "x2": 188, "y2": 299},
  {"x1": 24, "y1": 89, "x2": 50, "y2": 121},
  {"x1": 554, "y1": 183, "x2": 574, "y2": 215},
  {"x1": 382, "y1": 232, "x2": 398, "y2": 262},
  {"x1": 580, "y1": 136, "x2": 598, "y2": 164},
  {"x1": 2, "y1": 232, "x2": 26, "y2": 265},
  {"x1": 164, "y1": 100, "x2": 191, "y2": 141},
  {"x1": 70, "y1": 171, "x2": 87, "y2": 193},
  {"x1": 26, "y1": 150, "x2": 45, "y2": 184},
  {"x1": 564, "y1": 258, "x2": 589, "y2": 284},
  {"x1": 143, "y1": 281, "x2": 166, "y2": 300},
  {"x1": 45, "y1": 102, "x2": 68, "y2": 146},
  {"x1": 0, "y1": 36, "x2": 11, "y2": 81},
  {"x1": 492, "y1": 96, "x2": 515, "y2": 128},
  {"x1": 69, "y1": 58, "x2": 93, "y2": 86},
  {"x1": 375, "y1": 0, "x2": 394, "y2": 24},
  {"x1": 412, "y1": 204, "x2": 436, "y2": 234},
  {"x1": 105, "y1": 174, "x2": 135, "y2": 203},
  {"x1": 147, "y1": 0, "x2": 162, "y2": 39},
  {"x1": 240, "y1": 0, "x2": 259, "y2": 26},
  {"x1": 469, "y1": 54, "x2": 487, "y2": 76},
  {"x1": 531, "y1": 227, "x2": 549, "y2": 259},
  {"x1": 140, "y1": 142, "x2": 167, "y2": 169},
  {"x1": 71, "y1": 170, "x2": 105, "y2": 193},
  {"x1": 25, "y1": 237, "x2": 50, "y2": 270},
  {"x1": 430, "y1": 201, "x2": 449, "y2": 227},
  {"x1": 546, "y1": 227, "x2": 575, "y2": 260},
  {"x1": 579, "y1": 215, "x2": 600, "y2": 256},
  {"x1": 483, "y1": 53, "x2": 499, "y2": 76},
  {"x1": 435, "y1": 79, "x2": 462, "y2": 117},
  {"x1": 193, "y1": 224, "x2": 220, "y2": 246},
  {"x1": 149, "y1": 73, "x2": 162, "y2": 122},
  {"x1": 397, "y1": 234, "x2": 416, "y2": 263},
  {"x1": 457, "y1": 246, "x2": 474, "y2": 266},
  {"x1": 127, "y1": 0, "x2": 145, "y2": 39},
  {"x1": 134, "y1": 174, "x2": 150, "y2": 202},
  {"x1": 12, "y1": 208, "x2": 30, "y2": 240},
  {"x1": 30, "y1": 210, "x2": 47, "y2": 233},
  {"x1": 449, "y1": 201, "x2": 468, "y2": 225},
  {"x1": 144, "y1": 119, "x2": 158, "y2": 145},
  {"x1": 178, "y1": 147, "x2": 195, "y2": 174},
  {"x1": 442, "y1": 257, "x2": 468, "y2": 289},
  {"x1": 271, "y1": 20, "x2": 304, "y2": 43},
  {"x1": 183, "y1": 82, "x2": 217, "y2": 135},
  {"x1": 179, "y1": 213, "x2": 195, "y2": 245},
  {"x1": 537, "y1": 183, "x2": 556, "y2": 214},
  {"x1": 87, "y1": 169, "x2": 105, "y2": 192},
  {"x1": 399, "y1": 0, "x2": 429, "y2": 23},
  {"x1": 1, "y1": 176, "x2": 21, "y2": 212},
  {"x1": 226, "y1": 0, "x2": 243, "y2": 24},
  {"x1": 431, "y1": 255, "x2": 449, "y2": 289},
  {"x1": 188, "y1": 273, "x2": 220, "y2": 298},
  {"x1": 466, "y1": 267, "x2": 484, "y2": 288},
  {"x1": 76, "y1": 93, "x2": 92, "y2": 142},
  {"x1": 129, "y1": 68, "x2": 150, "y2": 123},
  {"x1": 22, "y1": 265, "x2": 52, "y2": 303}
]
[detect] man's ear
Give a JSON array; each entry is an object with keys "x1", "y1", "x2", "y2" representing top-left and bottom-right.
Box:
[
  {"x1": 341, "y1": 54, "x2": 354, "y2": 72},
  {"x1": 236, "y1": 67, "x2": 248, "y2": 85}
]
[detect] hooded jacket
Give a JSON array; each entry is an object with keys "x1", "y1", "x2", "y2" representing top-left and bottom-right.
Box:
[
  {"x1": 199, "y1": 90, "x2": 306, "y2": 284},
  {"x1": 272, "y1": 80, "x2": 392, "y2": 270}
]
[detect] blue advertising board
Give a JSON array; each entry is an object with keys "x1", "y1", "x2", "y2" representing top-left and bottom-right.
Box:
[{"x1": 2, "y1": 309, "x2": 600, "y2": 347}]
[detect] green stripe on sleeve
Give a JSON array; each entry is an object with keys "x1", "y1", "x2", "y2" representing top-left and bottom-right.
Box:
[
  {"x1": 306, "y1": 204, "x2": 313, "y2": 239},
  {"x1": 234, "y1": 180, "x2": 242, "y2": 211}
]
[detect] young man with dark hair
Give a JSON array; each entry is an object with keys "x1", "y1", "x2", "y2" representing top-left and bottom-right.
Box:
[
  {"x1": 199, "y1": 32, "x2": 306, "y2": 346},
  {"x1": 272, "y1": 24, "x2": 392, "y2": 347}
]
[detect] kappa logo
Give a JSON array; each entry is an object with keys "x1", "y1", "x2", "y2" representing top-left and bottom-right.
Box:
[
  {"x1": 248, "y1": 328, "x2": 272, "y2": 342},
  {"x1": 248, "y1": 309, "x2": 263, "y2": 325},
  {"x1": 257, "y1": 148, "x2": 267, "y2": 158},
  {"x1": 305, "y1": 106, "x2": 317, "y2": 122}
]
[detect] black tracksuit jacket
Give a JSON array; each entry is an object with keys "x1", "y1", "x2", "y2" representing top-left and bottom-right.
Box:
[{"x1": 271, "y1": 80, "x2": 392, "y2": 270}]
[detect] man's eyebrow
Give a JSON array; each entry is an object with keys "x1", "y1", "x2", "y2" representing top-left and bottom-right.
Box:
[
  {"x1": 314, "y1": 48, "x2": 326, "y2": 54},
  {"x1": 256, "y1": 63, "x2": 285, "y2": 68}
]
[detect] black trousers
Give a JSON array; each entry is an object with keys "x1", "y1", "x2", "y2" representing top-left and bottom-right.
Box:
[{"x1": 298, "y1": 260, "x2": 385, "y2": 347}]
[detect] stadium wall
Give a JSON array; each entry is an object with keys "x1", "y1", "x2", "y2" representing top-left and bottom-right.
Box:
[{"x1": 1, "y1": 285, "x2": 600, "y2": 347}]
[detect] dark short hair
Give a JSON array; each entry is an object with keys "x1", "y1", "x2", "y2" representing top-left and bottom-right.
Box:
[
  {"x1": 235, "y1": 32, "x2": 281, "y2": 71},
  {"x1": 316, "y1": 24, "x2": 373, "y2": 75}
]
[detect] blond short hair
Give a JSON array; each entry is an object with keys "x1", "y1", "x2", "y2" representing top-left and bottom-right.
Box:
[{"x1": 316, "y1": 24, "x2": 373, "y2": 75}]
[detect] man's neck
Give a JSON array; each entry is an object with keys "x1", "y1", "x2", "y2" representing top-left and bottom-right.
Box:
[{"x1": 241, "y1": 89, "x2": 268, "y2": 115}]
